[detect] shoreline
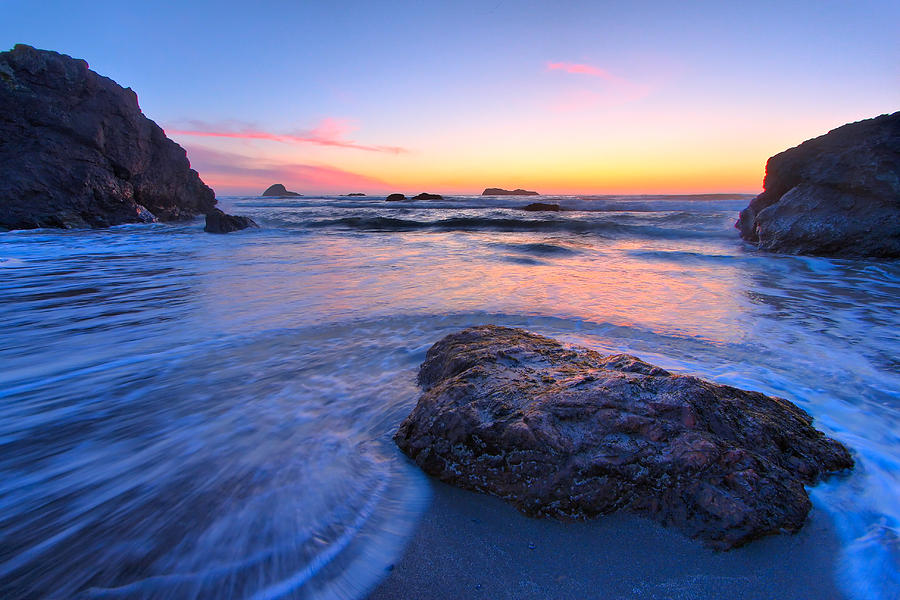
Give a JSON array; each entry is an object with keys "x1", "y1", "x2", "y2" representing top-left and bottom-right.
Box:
[{"x1": 369, "y1": 479, "x2": 845, "y2": 599}]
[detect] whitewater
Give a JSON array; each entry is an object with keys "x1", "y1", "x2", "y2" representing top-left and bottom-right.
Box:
[{"x1": 1, "y1": 194, "x2": 897, "y2": 599}]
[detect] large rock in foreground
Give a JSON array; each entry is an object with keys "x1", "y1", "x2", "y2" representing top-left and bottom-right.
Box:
[
  {"x1": 736, "y1": 112, "x2": 900, "y2": 257},
  {"x1": 0, "y1": 45, "x2": 216, "y2": 230},
  {"x1": 395, "y1": 326, "x2": 853, "y2": 549}
]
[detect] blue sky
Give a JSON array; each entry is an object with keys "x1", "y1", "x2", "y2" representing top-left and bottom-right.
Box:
[{"x1": 2, "y1": 0, "x2": 897, "y2": 194}]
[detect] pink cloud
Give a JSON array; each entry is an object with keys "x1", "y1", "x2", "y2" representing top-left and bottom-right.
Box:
[
  {"x1": 547, "y1": 62, "x2": 615, "y2": 79},
  {"x1": 546, "y1": 61, "x2": 653, "y2": 111},
  {"x1": 165, "y1": 118, "x2": 407, "y2": 154},
  {"x1": 184, "y1": 145, "x2": 393, "y2": 195}
]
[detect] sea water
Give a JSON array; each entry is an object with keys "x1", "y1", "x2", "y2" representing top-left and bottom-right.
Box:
[{"x1": 1, "y1": 194, "x2": 897, "y2": 599}]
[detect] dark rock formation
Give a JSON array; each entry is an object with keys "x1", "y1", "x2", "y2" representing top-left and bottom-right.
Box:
[
  {"x1": 347, "y1": 192, "x2": 366, "y2": 196},
  {"x1": 261, "y1": 184, "x2": 302, "y2": 197},
  {"x1": 395, "y1": 326, "x2": 853, "y2": 549},
  {"x1": 483, "y1": 188, "x2": 540, "y2": 196},
  {"x1": 521, "y1": 202, "x2": 561, "y2": 212},
  {"x1": 386, "y1": 193, "x2": 407, "y2": 202},
  {"x1": 736, "y1": 112, "x2": 900, "y2": 257},
  {"x1": 412, "y1": 192, "x2": 443, "y2": 200},
  {"x1": 0, "y1": 45, "x2": 216, "y2": 230},
  {"x1": 204, "y1": 208, "x2": 258, "y2": 234}
]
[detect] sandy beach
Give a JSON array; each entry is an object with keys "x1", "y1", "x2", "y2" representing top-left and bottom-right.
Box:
[{"x1": 370, "y1": 479, "x2": 845, "y2": 599}]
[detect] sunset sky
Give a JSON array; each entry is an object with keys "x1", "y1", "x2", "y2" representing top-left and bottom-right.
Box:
[{"x1": 2, "y1": 0, "x2": 898, "y2": 195}]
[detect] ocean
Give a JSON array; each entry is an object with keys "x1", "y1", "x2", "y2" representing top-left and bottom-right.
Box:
[{"x1": 1, "y1": 194, "x2": 897, "y2": 599}]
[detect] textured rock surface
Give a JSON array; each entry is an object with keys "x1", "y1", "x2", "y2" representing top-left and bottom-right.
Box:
[
  {"x1": 521, "y1": 202, "x2": 561, "y2": 212},
  {"x1": 204, "y1": 208, "x2": 258, "y2": 234},
  {"x1": 736, "y1": 112, "x2": 900, "y2": 257},
  {"x1": 261, "y1": 184, "x2": 302, "y2": 197},
  {"x1": 412, "y1": 192, "x2": 443, "y2": 200},
  {"x1": 386, "y1": 193, "x2": 408, "y2": 202},
  {"x1": 395, "y1": 326, "x2": 853, "y2": 549},
  {"x1": 0, "y1": 45, "x2": 215, "y2": 230},
  {"x1": 483, "y1": 188, "x2": 539, "y2": 196}
]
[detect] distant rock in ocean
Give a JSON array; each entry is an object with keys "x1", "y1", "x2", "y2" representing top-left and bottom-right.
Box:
[
  {"x1": 346, "y1": 192, "x2": 366, "y2": 196},
  {"x1": 412, "y1": 192, "x2": 443, "y2": 200},
  {"x1": 261, "y1": 184, "x2": 302, "y2": 197},
  {"x1": 0, "y1": 44, "x2": 216, "y2": 230},
  {"x1": 386, "y1": 193, "x2": 407, "y2": 202},
  {"x1": 483, "y1": 188, "x2": 539, "y2": 196},
  {"x1": 737, "y1": 112, "x2": 900, "y2": 257},
  {"x1": 204, "y1": 208, "x2": 258, "y2": 234},
  {"x1": 395, "y1": 326, "x2": 853, "y2": 550},
  {"x1": 521, "y1": 202, "x2": 560, "y2": 212}
]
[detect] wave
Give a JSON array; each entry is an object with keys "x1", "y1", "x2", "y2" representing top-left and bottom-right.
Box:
[{"x1": 303, "y1": 215, "x2": 733, "y2": 239}]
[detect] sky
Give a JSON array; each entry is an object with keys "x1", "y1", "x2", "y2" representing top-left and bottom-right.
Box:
[{"x1": 2, "y1": 0, "x2": 898, "y2": 196}]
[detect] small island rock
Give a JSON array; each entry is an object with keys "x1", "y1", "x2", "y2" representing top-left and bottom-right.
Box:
[
  {"x1": 261, "y1": 184, "x2": 302, "y2": 197},
  {"x1": 0, "y1": 45, "x2": 216, "y2": 230},
  {"x1": 346, "y1": 192, "x2": 366, "y2": 196},
  {"x1": 736, "y1": 112, "x2": 900, "y2": 257},
  {"x1": 412, "y1": 192, "x2": 443, "y2": 200},
  {"x1": 386, "y1": 193, "x2": 407, "y2": 202},
  {"x1": 521, "y1": 202, "x2": 561, "y2": 212},
  {"x1": 395, "y1": 326, "x2": 853, "y2": 550},
  {"x1": 483, "y1": 188, "x2": 540, "y2": 196},
  {"x1": 204, "y1": 208, "x2": 258, "y2": 234}
]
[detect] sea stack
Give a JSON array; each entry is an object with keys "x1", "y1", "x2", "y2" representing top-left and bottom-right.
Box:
[
  {"x1": 0, "y1": 44, "x2": 216, "y2": 230},
  {"x1": 386, "y1": 193, "x2": 407, "y2": 202},
  {"x1": 736, "y1": 112, "x2": 900, "y2": 257},
  {"x1": 261, "y1": 184, "x2": 302, "y2": 197},
  {"x1": 412, "y1": 192, "x2": 443, "y2": 200},
  {"x1": 483, "y1": 188, "x2": 540, "y2": 196},
  {"x1": 395, "y1": 326, "x2": 853, "y2": 550}
]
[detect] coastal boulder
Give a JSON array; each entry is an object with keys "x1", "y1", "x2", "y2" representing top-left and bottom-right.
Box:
[
  {"x1": 386, "y1": 193, "x2": 407, "y2": 202},
  {"x1": 736, "y1": 112, "x2": 900, "y2": 257},
  {"x1": 261, "y1": 184, "x2": 302, "y2": 197},
  {"x1": 204, "y1": 208, "x2": 258, "y2": 234},
  {"x1": 483, "y1": 188, "x2": 540, "y2": 196},
  {"x1": 521, "y1": 202, "x2": 561, "y2": 212},
  {"x1": 412, "y1": 192, "x2": 443, "y2": 200},
  {"x1": 0, "y1": 45, "x2": 216, "y2": 230},
  {"x1": 395, "y1": 326, "x2": 853, "y2": 549}
]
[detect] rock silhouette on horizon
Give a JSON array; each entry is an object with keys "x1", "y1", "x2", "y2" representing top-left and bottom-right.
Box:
[
  {"x1": 261, "y1": 184, "x2": 302, "y2": 197},
  {"x1": 412, "y1": 192, "x2": 443, "y2": 200},
  {"x1": 736, "y1": 112, "x2": 900, "y2": 257},
  {"x1": 395, "y1": 326, "x2": 853, "y2": 550},
  {"x1": 483, "y1": 188, "x2": 540, "y2": 196},
  {"x1": 386, "y1": 193, "x2": 407, "y2": 202},
  {"x1": 346, "y1": 192, "x2": 366, "y2": 196},
  {"x1": 0, "y1": 44, "x2": 216, "y2": 230}
]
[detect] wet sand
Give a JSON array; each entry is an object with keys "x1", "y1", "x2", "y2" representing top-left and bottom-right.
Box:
[{"x1": 369, "y1": 480, "x2": 845, "y2": 599}]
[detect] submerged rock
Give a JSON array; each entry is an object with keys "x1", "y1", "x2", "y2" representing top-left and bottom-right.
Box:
[
  {"x1": 261, "y1": 184, "x2": 302, "y2": 197},
  {"x1": 521, "y1": 202, "x2": 561, "y2": 212},
  {"x1": 395, "y1": 326, "x2": 853, "y2": 549},
  {"x1": 412, "y1": 192, "x2": 443, "y2": 200},
  {"x1": 736, "y1": 112, "x2": 900, "y2": 257},
  {"x1": 204, "y1": 208, "x2": 258, "y2": 234},
  {"x1": 483, "y1": 188, "x2": 540, "y2": 196},
  {"x1": 386, "y1": 193, "x2": 408, "y2": 202},
  {"x1": 0, "y1": 44, "x2": 216, "y2": 230}
]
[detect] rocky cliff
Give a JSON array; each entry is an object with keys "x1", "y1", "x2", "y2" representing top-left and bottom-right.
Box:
[
  {"x1": 0, "y1": 44, "x2": 216, "y2": 230},
  {"x1": 737, "y1": 112, "x2": 900, "y2": 257}
]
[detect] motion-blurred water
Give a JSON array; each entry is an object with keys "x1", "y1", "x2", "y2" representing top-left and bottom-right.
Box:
[{"x1": 1, "y1": 194, "x2": 897, "y2": 599}]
